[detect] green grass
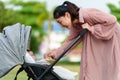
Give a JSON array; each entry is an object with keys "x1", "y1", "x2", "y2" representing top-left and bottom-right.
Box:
[
  {"x1": 0, "y1": 62, "x2": 80, "y2": 80},
  {"x1": 57, "y1": 62, "x2": 80, "y2": 73},
  {"x1": 0, "y1": 66, "x2": 29, "y2": 80}
]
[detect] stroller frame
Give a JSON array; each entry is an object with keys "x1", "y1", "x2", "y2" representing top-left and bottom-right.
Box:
[
  {"x1": 15, "y1": 29, "x2": 88, "y2": 80},
  {"x1": 37, "y1": 29, "x2": 87, "y2": 80}
]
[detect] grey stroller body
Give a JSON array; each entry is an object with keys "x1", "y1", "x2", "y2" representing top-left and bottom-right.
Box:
[
  {"x1": 0, "y1": 23, "x2": 64, "y2": 80},
  {"x1": 0, "y1": 23, "x2": 31, "y2": 77}
]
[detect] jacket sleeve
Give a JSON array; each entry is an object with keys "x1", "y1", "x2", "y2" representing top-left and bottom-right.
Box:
[
  {"x1": 53, "y1": 27, "x2": 82, "y2": 59},
  {"x1": 83, "y1": 8, "x2": 117, "y2": 40}
]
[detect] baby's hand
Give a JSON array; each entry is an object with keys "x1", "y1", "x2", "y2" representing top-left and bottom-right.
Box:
[{"x1": 44, "y1": 49, "x2": 57, "y2": 60}]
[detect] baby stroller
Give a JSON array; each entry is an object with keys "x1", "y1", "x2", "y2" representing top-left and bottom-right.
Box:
[{"x1": 0, "y1": 23, "x2": 88, "y2": 80}]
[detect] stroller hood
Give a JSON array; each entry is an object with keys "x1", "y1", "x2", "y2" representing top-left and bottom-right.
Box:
[{"x1": 0, "y1": 23, "x2": 31, "y2": 77}]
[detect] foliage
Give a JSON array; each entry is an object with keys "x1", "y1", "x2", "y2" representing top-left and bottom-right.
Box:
[
  {"x1": 107, "y1": 1, "x2": 120, "y2": 23},
  {"x1": 0, "y1": 1, "x2": 18, "y2": 31},
  {"x1": 0, "y1": 1, "x2": 49, "y2": 53}
]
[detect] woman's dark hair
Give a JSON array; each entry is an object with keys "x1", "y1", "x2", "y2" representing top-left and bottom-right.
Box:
[{"x1": 53, "y1": 1, "x2": 79, "y2": 21}]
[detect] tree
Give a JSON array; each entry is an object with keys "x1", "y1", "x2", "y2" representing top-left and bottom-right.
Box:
[
  {"x1": 0, "y1": 1, "x2": 49, "y2": 53},
  {"x1": 0, "y1": 1, "x2": 18, "y2": 31},
  {"x1": 107, "y1": 1, "x2": 120, "y2": 23}
]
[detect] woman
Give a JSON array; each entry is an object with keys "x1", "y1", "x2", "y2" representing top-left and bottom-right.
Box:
[{"x1": 44, "y1": 1, "x2": 120, "y2": 80}]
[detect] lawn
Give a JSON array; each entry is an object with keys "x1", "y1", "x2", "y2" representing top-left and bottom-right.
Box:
[{"x1": 0, "y1": 62, "x2": 80, "y2": 80}]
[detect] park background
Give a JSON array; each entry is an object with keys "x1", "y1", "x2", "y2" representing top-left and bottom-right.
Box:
[{"x1": 0, "y1": 0, "x2": 120, "y2": 80}]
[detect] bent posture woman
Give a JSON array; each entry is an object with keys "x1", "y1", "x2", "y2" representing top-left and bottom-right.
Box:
[{"x1": 44, "y1": 1, "x2": 120, "y2": 80}]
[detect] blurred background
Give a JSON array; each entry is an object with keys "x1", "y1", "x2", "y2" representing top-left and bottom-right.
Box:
[{"x1": 0, "y1": 0, "x2": 120, "y2": 80}]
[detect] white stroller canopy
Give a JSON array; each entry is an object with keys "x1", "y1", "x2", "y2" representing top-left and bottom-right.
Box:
[{"x1": 0, "y1": 23, "x2": 31, "y2": 77}]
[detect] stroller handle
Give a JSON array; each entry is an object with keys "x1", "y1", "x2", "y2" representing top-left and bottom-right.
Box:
[{"x1": 37, "y1": 29, "x2": 88, "y2": 80}]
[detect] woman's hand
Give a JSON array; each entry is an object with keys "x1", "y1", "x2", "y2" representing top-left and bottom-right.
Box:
[
  {"x1": 82, "y1": 23, "x2": 92, "y2": 32},
  {"x1": 44, "y1": 49, "x2": 57, "y2": 60}
]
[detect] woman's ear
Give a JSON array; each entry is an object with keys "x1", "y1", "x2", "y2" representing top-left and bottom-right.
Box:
[{"x1": 65, "y1": 12, "x2": 71, "y2": 18}]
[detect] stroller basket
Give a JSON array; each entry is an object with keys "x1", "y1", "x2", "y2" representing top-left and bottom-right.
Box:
[{"x1": 21, "y1": 62, "x2": 64, "y2": 80}]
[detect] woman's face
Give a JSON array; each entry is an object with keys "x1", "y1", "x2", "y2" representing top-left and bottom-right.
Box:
[{"x1": 56, "y1": 12, "x2": 72, "y2": 29}]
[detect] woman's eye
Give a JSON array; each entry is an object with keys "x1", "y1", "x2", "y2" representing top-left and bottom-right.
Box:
[{"x1": 59, "y1": 21, "x2": 62, "y2": 24}]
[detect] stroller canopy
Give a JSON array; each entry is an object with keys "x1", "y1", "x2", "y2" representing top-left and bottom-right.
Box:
[{"x1": 0, "y1": 23, "x2": 31, "y2": 77}]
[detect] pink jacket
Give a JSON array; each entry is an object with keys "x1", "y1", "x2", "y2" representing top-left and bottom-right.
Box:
[{"x1": 54, "y1": 8, "x2": 120, "y2": 80}]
